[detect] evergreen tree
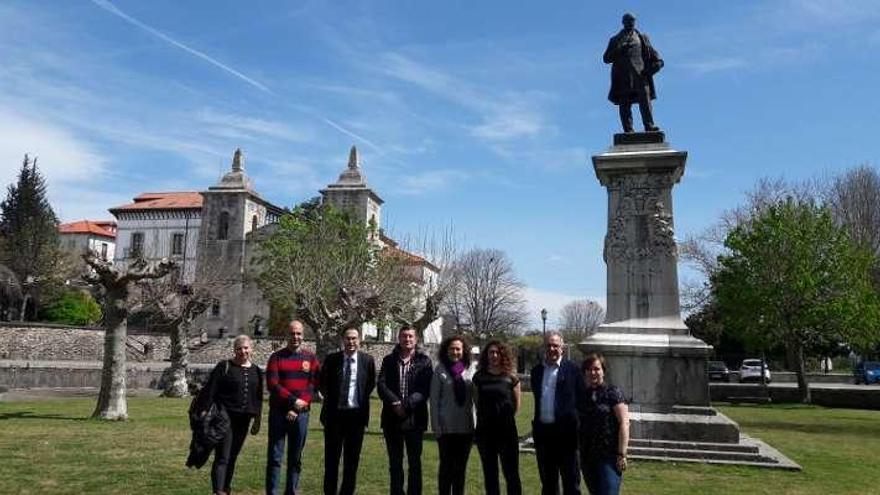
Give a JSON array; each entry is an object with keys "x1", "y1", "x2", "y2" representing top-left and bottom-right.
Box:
[{"x1": 0, "y1": 154, "x2": 65, "y2": 320}]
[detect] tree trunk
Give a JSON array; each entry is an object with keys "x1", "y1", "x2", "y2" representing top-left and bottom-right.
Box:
[
  {"x1": 92, "y1": 305, "x2": 128, "y2": 420},
  {"x1": 18, "y1": 293, "x2": 29, "y2": 322},
  {"x1": 162, "y1": 319, "x2": 190, "y2": 398},
  {"x1": 788, "y1": 339, "x2": 811, "y2": 404},
  {"x1": 315, "y1": 328, "x2": 338, "y2": 361}
]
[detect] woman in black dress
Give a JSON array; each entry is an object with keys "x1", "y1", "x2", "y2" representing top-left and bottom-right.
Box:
[
  {"x1": 193, "y1": 335, "x2": 264, "y2": 495},
  {"x1": 473, "y1": 340, "x2": 522, "y2": 495},
  {"x1": 579, "y1": 353, "x2": 630, "y2": 495}
]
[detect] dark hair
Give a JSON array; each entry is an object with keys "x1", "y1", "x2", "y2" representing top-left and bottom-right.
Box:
[
  {"x1": 581, "y1": 353, "x2": 607, "y2": 373},
  {"x1": 478, "y1": 340, "x2": 514, "y2": 374},
  {"x1": 438, "y1": 335, "x2": 470, "y2": 368},
  {"x1": 398, "y1": 325, "x2": 416, "y2": 335}
]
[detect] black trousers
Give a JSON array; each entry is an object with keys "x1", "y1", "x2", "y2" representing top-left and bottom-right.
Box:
[
  {"x1": 384, "y1": 428, "x2": 424, "y2": 495},
  {"x1": 618, "y1": 90, "x2": 655, "y2": 132},
  {"x1": 476, "y1": 427, "x2": 522, "y2": 495},
  {"x1": 533, "y1": 422, "x2": 581, "y2": 495},
  {"x1": 323, "y1": 411, "x2": 366, "y2": 495},
  {"x1": 437, "y1": 433, "x2": 473, "y2": 495},
  {"x1": 211, "y1": 411, "x2": 252, "y2": 494}
]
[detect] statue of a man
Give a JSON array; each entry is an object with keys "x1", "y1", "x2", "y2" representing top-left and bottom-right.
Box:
[{"x1": 603, "y1": 13, "x2": 664, "y2": 133}]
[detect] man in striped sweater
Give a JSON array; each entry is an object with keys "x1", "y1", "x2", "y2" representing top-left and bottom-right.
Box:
[{"x1": 265, "y1": 319, "x2": 320, "y2": 495}]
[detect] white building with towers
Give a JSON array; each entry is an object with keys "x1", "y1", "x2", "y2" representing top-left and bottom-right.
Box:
[{"x1": 109, "y1": 146, "x2": 441, "y2": 343}]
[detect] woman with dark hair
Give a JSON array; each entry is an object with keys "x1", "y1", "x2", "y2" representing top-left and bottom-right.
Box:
[
  {"x1": 579, "y1": 353, "x2": 630, "y2": 495},
  {"x1": 430, "y1": 335, "x2": 475, "y2": 495},
  {"x1": 472, "y1": 340, "x2": 522, "y2": 495},
  {"x1": 192, "y1": 335, "x2": 264, "y2": 495}
]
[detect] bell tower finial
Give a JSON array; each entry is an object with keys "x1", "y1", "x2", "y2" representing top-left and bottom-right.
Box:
[
  {"x1": 348, "y1": 145, "x2": 359, "y2": 170},
  {"x1": 232, "y1": 148, "x2": 243, "y2": 172}
]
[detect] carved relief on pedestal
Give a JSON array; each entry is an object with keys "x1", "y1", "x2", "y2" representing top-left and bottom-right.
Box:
[{"x1": 603, "y1": 173, "x2": 678, "y2": 264}]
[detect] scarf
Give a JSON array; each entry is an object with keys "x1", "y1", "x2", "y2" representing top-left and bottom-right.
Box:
[{"x1": 449, "y1": 360, "x2": 467, "y2": 406}]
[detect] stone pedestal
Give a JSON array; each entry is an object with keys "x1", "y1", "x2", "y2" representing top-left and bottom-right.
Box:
[
  {"x1": 531, "y1": 131, "x2": 799, "y2": 469},
  {"x1": 582, "y1": 133, "x2": 739, "y2": 443}
]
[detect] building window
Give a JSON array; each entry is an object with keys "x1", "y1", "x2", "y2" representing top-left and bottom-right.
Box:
[
  {"x1": 251, "y1": 214, "x2": 258, "y2": 232},
  {"x1": 171, "y1": 233, "x2": 184, "y2": 256},
  {"x1": 211, "y1": 299, "x2": 221, "y2": 317},
  {"x1": 100, "y1": 242, "x2": 109, "y2": 261},
  {"x1": 130, "y1": 232, "x2": 144, "y2": 258},
  {"x1": 218, "y1": 212, "x2": 229, "y2": 240}
]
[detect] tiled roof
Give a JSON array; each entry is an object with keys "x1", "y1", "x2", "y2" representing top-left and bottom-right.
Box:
[
  {"x1": 381, "y1": 244, "x2": 439, "y2": 272},
  {"x1": 58, "y1": 220, "x2": 116, "y2": 238},
  {"x1": 110, "y1": 192, "x2": 203, "y2": 212}
]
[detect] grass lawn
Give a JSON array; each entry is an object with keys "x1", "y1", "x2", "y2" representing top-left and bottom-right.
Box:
[{"x1": 0, "y1": 393, "x2": 878, "y2": 494}]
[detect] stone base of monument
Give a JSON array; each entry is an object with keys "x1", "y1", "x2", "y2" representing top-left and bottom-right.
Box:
[{"x1": 523, "y1": 131, "x2": 800, "y2": 469}]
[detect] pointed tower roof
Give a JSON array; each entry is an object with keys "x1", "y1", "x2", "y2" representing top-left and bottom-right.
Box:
[
  {"x1": 320, "y1": 145, "x2": 383, "y2": 203},
  {"x1": 210, "y1": 148, "x2": 255, "y2": 191}
]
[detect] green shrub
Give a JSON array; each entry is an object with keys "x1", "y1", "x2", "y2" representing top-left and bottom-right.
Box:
[{"x1": 41, "y1": 289, "x2": 101, "y2": 326}]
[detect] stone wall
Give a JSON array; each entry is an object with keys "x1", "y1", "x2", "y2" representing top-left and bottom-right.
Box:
[{"x1": 0, "y1": 322, "x2": 439, "y2": 365}]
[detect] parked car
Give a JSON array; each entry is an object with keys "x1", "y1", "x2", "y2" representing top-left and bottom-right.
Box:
[
  {"x1": 707, "y1": 361, "x2": 731, "y2": 382},
  {"x1": 739, "y1": 359, "x2": 771, "y2": 383},
  {"x1": 853, "y1": 361, "x2": 880, "y2": 385}
]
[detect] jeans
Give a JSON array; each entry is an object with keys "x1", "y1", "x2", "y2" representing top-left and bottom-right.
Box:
[
  {"x1": 533, "y1": 422, "x2": 581, "y2": 495},
  {"x1": 437, "y1": 433, "x2": 473, "y2": 495},
  {"x1": 476, "y1": 426, "x2": 522, "y2": 495},
  {"x1": 211, "y1": 411, "x2": 252, "y2": 494},
  {"x1": 266, "y1": 408, "x2": 309, "y2": 495},
  {"x1": 581, "y1": 456, "x2": 622, "y2": 495},
  {"x1": 384, "y1": 429, "x2": 424, "y2": 495}
]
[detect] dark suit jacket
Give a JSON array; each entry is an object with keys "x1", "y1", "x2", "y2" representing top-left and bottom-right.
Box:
[
  {"x1": 319, "y1": 350, "x2": 376, "y2": 428},
  {"x1": 530, "y1": 359, "x2": 585, "y2": 429},
  {"x1": 377, "y1": 346, "x2": 433, "y2": 431},
  {"x1": 603, "y1": 29, "x2": 663, "y2": 104}
]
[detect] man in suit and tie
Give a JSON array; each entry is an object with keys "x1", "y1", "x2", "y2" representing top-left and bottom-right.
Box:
[
  {"x1": 530, "y1": 331, "x2": 585, "y2": 495},
  {"x1": 319, "y1": 327, "x2": 377, "y2": 495}
]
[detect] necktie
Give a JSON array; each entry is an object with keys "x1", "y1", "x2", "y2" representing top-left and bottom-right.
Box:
[{"x1": 341, "y1": 356, "x2": 354, "y2": 408}]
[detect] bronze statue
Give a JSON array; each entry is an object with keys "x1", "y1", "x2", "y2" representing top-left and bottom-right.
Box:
[{"x1": 603, "y1": 13, "x2": 664, "y2": 133}]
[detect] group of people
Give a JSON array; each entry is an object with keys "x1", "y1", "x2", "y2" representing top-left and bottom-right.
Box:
[{"x1": 190, "y1": 319, "x2": 630, "y2": 495}]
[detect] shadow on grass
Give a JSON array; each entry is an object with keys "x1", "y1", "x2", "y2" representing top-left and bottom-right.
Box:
[{"x1": 0, "y1": 411, "x2": 89, "y2": 421}]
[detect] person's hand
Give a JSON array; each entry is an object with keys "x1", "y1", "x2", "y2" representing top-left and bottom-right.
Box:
[
  {"x1": 293, "y1": 399, "x2": 308, "y2": 412},
  {"x1": 392, "y1": 402, "x2": 406, "y2": 418},
  {"x1": 616, "y1": 454, "x2": 628, "y2": 472},
  {"x1": 250, "y1": 422, "x2": 260, "y2": 435},
  {"x1": 286, "y1": 410, "x2": 298, "y2": 422},
  {"x1": 199, "y1": 410, "x2": 207, "y2": 418}
]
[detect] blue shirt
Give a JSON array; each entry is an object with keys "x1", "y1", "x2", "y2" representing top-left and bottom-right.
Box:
[{"x1": 540, "y1": 360, "x2": 561, "y2": 423}]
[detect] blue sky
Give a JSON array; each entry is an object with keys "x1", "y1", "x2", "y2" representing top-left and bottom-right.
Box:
[{"x1": 2, "y1": 1, "x2": 879, "y2": 328}]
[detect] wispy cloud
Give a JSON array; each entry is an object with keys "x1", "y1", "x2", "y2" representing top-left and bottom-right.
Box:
[
  {"x1": 90, "y1": 0, "x2": 271, "y2": 94},
  {"x1": 397, "y1": 169, "x2": 469, "y2": 194},
  {"x1": 680, "y1": 57, "x2": 748, "y2": 75},
  {"x1": 197, "y1": 108, "x2": 315, "y2": 143},
  {"x1": 322, "y1": 118, "x2": 382, "y2": 153},
  {"x1": 0, "y1": 109, "x2": 105, "y2": 188},
  {"x1": 377, "y1": 53, "x2": 549, "y2": 144}
]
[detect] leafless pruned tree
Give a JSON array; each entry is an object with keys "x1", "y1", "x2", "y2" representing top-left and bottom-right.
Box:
[
  {"x1": 443, "y1": 248, "x2": 528, "y2": 341},
  {"x1": 386, "y1": 226, "x2": 459, "y2": 341},
  {"x1": 824, "y1": 164, "x2": 880, "y2": 257},
  {"x1": 135, "y1": 260, "x2": 234, "y2": 398},
  {"x1": 83, "y1": 252, "x2": 175, "y2": 420},
  {"x1": 558, "y1": 299, "x2": 605, "y2": 342}
]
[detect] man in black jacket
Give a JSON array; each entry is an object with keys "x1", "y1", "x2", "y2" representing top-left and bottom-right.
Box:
[
  {"x1": 603, "y1": 12, "x2": 664, "y2": 133},
  {"x1": 531, "y1": 331, "x2": 586, "y2": 495},
  {"x1": 377, "y1": 326, "x2": 433, "y2": 495},
  {"x1": 319, "y1": 328, "x2": 377, "y2": 495}
]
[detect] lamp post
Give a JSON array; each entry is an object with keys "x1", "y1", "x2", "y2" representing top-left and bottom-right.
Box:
[{"x1": 541, "y1": 308, "x2": 548, "y2": 335}]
